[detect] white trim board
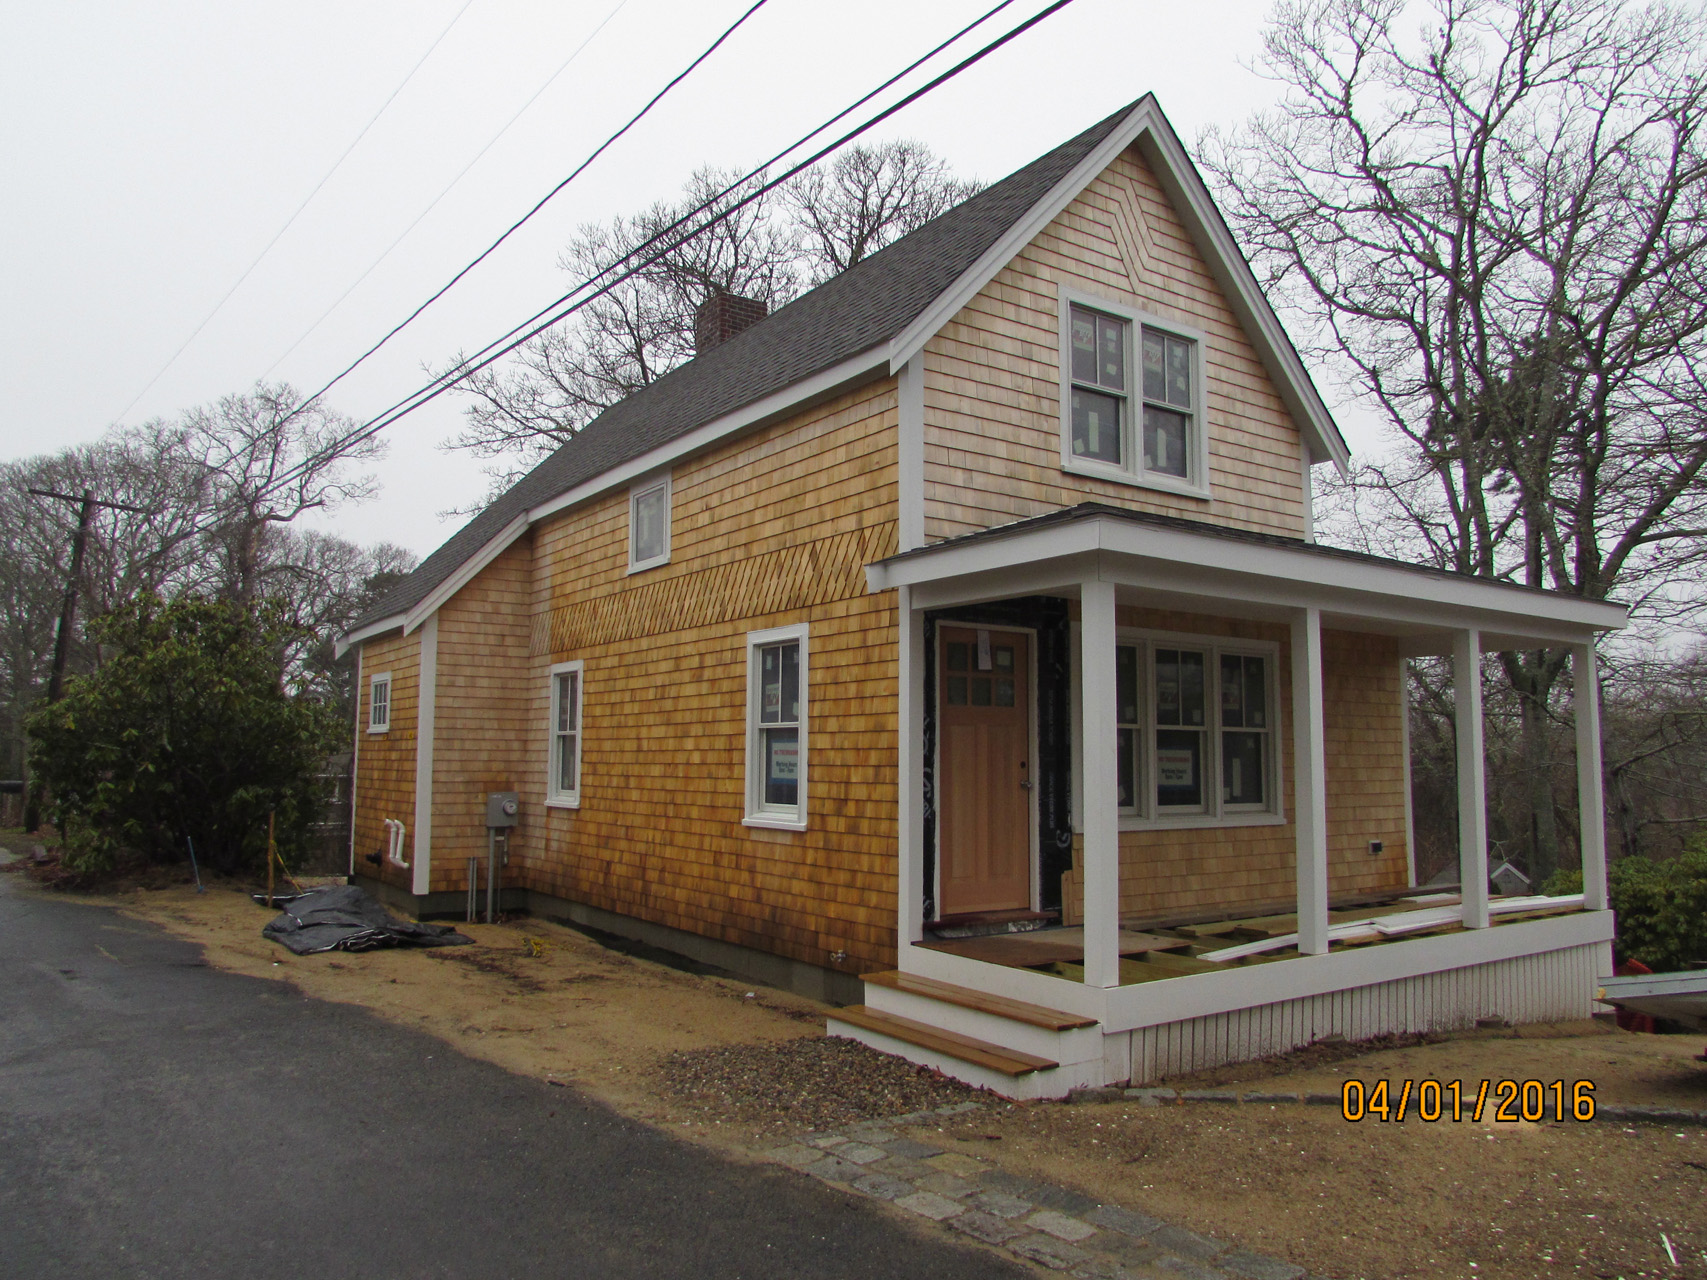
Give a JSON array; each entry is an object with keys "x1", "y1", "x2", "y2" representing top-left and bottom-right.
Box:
[
  {"x1": 335, "y1": 614, "x2": 404, "y2": 659},
  {"x1": 868, "y1": 518, "x2": 1626, "y2": 639},
  {"x1": 411, "y1": 614, "x2": 438, "y2": 898},
  {"x1": 885, "y1": 96, "x2": 1350, "y2": 474}
]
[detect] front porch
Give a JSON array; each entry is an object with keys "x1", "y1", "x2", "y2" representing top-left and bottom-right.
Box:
[{"x1": 832, "y1": 505, "x2": 1626, "y2": 1098}]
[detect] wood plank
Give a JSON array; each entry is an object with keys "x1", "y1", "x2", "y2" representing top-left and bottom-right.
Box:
[
  {"x1": 863, "y1": 970, "x2": 1097, "y2": 1030},
  {"x1": 827, "y1": 1005, "x2": 1057, "y2": 1076}
]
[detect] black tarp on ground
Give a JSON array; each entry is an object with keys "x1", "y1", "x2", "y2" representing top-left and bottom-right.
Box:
[{"x1": 262, "y1": 885, "x2": 472, "y2": 955}]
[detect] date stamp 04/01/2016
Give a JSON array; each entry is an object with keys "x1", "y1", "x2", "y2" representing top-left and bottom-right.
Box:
[{"x1": 1340, "y1": 1078, "x2": 1597, "y2": 1123}]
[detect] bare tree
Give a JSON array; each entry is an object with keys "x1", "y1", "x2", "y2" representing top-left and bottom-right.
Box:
[
  {"x1": 1202, "y1": 0, "x2": 1707, "y2": 881},
  {"x1": 450, "y1": 144, "x2": 981, "y2": 496},
  {"x1": 451, "y1": 169, "x2": 799, "y2": 491},
  {"x1": 182, "y1": 382, "x2": 383, "y2": 603},
  {"x1": 785, "y1": 140, "x2": 981, "y2": 283}
]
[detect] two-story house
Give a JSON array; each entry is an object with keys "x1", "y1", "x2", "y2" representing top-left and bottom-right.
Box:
[{"x1": 338, "y1": 96, "x2": 1624, "y2": 1097}]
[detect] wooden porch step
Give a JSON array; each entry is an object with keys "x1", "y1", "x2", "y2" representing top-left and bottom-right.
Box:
[
  {"x1": 828, "y1": 1005, "x2": 1058, "y2": 1078},
  {"x1": 863, "y1": 970, "x2": 1098, "y2": 1031}
]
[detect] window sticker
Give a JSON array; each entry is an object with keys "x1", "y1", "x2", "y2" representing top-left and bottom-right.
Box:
[{"x1": 1156, "y1": 747, "x2": 1195, "y2": 788}]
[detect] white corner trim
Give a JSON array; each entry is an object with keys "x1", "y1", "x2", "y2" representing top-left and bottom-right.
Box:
[
  {"x1": 335, "y1": 614, "x2": 405, "y2": 659},
  {"x1": 411, "y1": 614, "x2": 437, "y2": 897},
  {"x1": 349, "y1": 646, "x2": 362, "y2": 878},
  {"x1": 404, "y1": 513, "x2": 529, "y2": 635},
  {"x1": 885, "y1": 96, "x2": 1352, "y2": 477},
  {"x1": 898, "y1": 355, "x2": 925, "y2": 552}
]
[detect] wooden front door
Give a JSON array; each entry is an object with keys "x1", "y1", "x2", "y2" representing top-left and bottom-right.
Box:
[{"x1": 938, "y1": 627, "x2": 1031, "y2": 916}]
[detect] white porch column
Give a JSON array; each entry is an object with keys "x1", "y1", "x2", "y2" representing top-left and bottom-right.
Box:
[
  {"x1": 1290, "y1": 608, "x2": 1330, "y2": 956},
  {"x1": 1454, "y1": 628, "x2": 1491, "y2": 929},
  {"x1": 1573, "y1": 644, "x2": 1609, "y2": 912},
  {"x1": 897, "y1": 585, "x2": 927, "y2": 949},
  {"x1": 1079, "y1": 579, "x2": 1121, "y2": 989}
]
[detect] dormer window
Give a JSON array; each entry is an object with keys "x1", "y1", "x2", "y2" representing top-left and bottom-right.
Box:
[{"x1": 1059, "y1": 291, "x2": 1210, "y2": 498}]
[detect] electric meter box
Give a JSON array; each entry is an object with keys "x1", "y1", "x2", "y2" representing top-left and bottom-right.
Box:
[{"x1": 486, "y1": 791, "x2": 520, "y2": 828}]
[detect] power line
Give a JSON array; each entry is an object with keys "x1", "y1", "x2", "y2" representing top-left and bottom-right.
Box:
[
  {"x1": 186, "y1": 0, "x2": 1074, "y2": 536},
  {"x1": 260, "y1": 0, "x2": 631, "y2": 381},
  {"x1": 111, "y1": 0, "x2": 481, "y2": 425},
  {"x1": 291, "y1": 0, "x2": 770, "y2": 410}
]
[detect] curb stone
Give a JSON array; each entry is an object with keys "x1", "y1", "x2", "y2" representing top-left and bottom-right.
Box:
[{"x1": 768, "y1": 1111, "x2": 1311, "y2": 1280}]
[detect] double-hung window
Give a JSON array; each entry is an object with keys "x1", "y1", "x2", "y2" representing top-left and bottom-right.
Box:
[
  {"x1": 368, "y1": 673, "x2": 391, "y2": 733},
  {"x1": 744, "y1": 624, "x2": 808, "y2": 828},
  {"x1": 628, "y1": 472, "x2": 671, "y2": 573},
  {"x1": 1061, "y1": 291, "x2": 1209, "y2": 496},
  {"x1": 547, "y1": 660, "x2": 583, "y2": 807},
  {"x1": 1106, "y1": 636, "x2": 1279, "y2": 826}
]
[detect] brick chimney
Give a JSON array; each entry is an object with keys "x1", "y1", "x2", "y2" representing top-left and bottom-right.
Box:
[{"x1": 694, "y1": 290, "x2": 767, "y2": 354}]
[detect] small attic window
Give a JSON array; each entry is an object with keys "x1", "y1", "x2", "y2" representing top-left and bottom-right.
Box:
[
  {"x1": 628, "y1": 472, "x2": 671, "y2": 573},
  {"x1": 1058, "y1": 289, "x2": 1211, "y2": 499},
  {"x1": 368, "y1": 673, "x2": 392, "y2": 733}
]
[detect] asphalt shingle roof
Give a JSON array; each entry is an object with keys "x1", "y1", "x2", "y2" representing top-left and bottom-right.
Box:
[{"x1": 351, "y1": 100, "x2": 1139, "y2": 632}]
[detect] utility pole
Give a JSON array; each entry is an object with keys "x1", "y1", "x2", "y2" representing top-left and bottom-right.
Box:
[{"x1": 22, "y1": 487, "x2": 150, "y2": 832}]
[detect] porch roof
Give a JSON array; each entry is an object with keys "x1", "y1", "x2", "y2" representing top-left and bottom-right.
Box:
[{"x1": 865, "y1": 503, "x2": 1627, "y2": 649}]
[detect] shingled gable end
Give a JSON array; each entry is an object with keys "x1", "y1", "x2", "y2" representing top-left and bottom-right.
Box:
[{"x1": 341, "y1": 96, "x2": 1624, "y2": 1096}]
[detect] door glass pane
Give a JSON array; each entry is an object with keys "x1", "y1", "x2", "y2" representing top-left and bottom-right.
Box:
[
  {"x1": 947, "y1": 641, "x2": 969, "y2": 672},
  {"x1": 947, "y1": 675, "x2": 968, "y2": 706},
  {"x1": 1179, "y1": 650, "x2": 1205, "y2": 725},
  {"x1": 1098, "y1": 315, "x2": 1126, "y2": 390},
  {"x1": 1070, "y1": 307, "x2": 1098, "y2": 383},
  {"x1": 970, "y1": 678, "x2": 992, "y2": 707},
  {"x1": 1143, "y1": 405, "x2": 1189, "y2": 477},
  {"x1": 763, "y1": 727, "x2": 799, "y2": 806},
  {"x1": 1071, "y1": 388, "x2": 1123, "y2": 464},
  {"x1": 1156, "y1": 729, "x2": 1204, "y2": 808},
  {"x1": 993, "y1": 645, "x2": 1014, "y2": 672},
  {"x1": 1223, "y1": 731, "x2": 1264, "y2": 805},
  {"x1": 993, "y1": 677, "x2": 1015, "y2": 707}
]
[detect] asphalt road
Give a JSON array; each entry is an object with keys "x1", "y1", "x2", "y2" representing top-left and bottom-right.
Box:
[{"x1": 0, "y1": 874, "x2": 1025, "y2": 1279}]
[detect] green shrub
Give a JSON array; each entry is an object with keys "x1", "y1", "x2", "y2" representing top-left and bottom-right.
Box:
[
  {"x1": 27, "y1": 594, "x2": 340, "y2": 875},
  {"x1": 1546, "y1": 837, "x2": 1707, "y2": 971}
]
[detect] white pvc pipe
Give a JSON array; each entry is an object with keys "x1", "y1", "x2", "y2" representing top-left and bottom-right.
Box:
[{"x1": 383, "y1": 819, "x2": 409, "y2": 868}]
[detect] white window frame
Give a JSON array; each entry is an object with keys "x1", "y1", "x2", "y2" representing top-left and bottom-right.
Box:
[
  {"x1": 367, "y1": 672, "x2": 392, "y2": 734},
  {"x1": 743, "y1": 623, "x2": 809, "y2": 831},
  {"x1": 1058, "y1": 285, "x2": 1212, "y2": 500},
  {"x1": 627, "y1": 471, "x2": 672, "y2": 573},
  {"x1": 546, "y1": 660, "x2": 584, "y2": 808},
  {"x1": 1072, "y1": 628, "x2": 1283, "y2": 832}
]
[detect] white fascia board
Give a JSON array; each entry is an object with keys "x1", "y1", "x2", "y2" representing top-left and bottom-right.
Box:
[
  {"x1": 885, "y1": 96, "x2": 1353, "y2": 477},
  {"x1": 869, "y1": 516, "x2": 1626, "y2": 638},
  {"x1": 527, "y1": 349, "x2": 890, "y2": 527},
  {"x1": 403, "y1": 513, "x2": 530, "y2": 635},
  {"x1": 334, "y1": 614, "x2": 405, "y2": 660}
]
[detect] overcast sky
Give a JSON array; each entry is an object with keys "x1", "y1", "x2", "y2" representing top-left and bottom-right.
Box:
[{"x1": 2, "y1": 0, "x2": 1346, "y2": 559}]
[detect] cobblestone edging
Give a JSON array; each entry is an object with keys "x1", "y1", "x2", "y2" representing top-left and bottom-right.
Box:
[
  {"x1": 764, "y1": 1104, "x2": 1318, "y2": 1280},
  {"x1": 1094, "y1": 1087, "x2": 1707, "y2": 1127}
]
